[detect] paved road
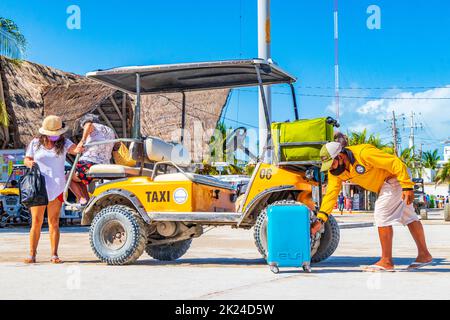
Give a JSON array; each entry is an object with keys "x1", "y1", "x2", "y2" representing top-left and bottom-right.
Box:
[{"x1": 0, "y1": 213, "x2": 449, "y2": 300}]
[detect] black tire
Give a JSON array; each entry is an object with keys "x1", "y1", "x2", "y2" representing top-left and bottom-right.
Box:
[
  {"x1": 89, "y1": 205, "x2": 147, "y2": 265},
  {"x1": 254, "y1": 206, "x2": 269, "y2": 259},
  {"x1": 145, "y1": 239, "x2": 192, "y2": 261},
  {"x1": 311, "y1": 215, "x2": 340, "y2": 264},
  {"x1": 253, "y1": 203, "x2": 340, "y2": 264}
]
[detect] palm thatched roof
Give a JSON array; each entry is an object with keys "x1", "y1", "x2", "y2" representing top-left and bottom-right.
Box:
[
  {"x1": 42, "y1": 80, "x2": 133, "y2": 139},
  {"x1": 0, "y1": 56, "x2": 231, "y2": 159},
  {"x1": 0, "y1": 55, "x2": 80, "y2": 147},
  {"x1": 139, "y1": 90, "x2": 230, "y2": 161}
]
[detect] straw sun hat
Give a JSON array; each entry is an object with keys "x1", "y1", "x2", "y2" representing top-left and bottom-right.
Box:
[{"x1": 38, "y1": 115, "x2": 68, "y2": 136}]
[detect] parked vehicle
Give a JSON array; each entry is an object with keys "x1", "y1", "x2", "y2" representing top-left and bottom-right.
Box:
[
  {"x1": 0, "y1": 165, "x2": 31, "y2": 227},
  {"x1": 412, "y1": 178, "x2": 428, "y2": 219},
  {"x1": 64, "y1": 59, "x2": 341, "y2": 265}
]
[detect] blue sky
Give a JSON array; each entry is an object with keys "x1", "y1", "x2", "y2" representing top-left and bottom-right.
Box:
[{"x1": 1, "y1": 0, "x2": 449, "y2": 156}]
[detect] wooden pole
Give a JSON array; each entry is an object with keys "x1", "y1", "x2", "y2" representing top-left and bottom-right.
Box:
[
  {"x1": 122, "y1": 93, "x2": 127, "y2": 138},
  {"x1": 0, "y1": 71, "x2": 10, "y2": 148},
  {"x1": 97, "y1": 106, "x2": 118, "y2": 138}
]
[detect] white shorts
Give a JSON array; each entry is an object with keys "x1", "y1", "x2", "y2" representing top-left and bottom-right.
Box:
[{"x1": 374, "y1": 178, "x2": 419, "y2": 227}]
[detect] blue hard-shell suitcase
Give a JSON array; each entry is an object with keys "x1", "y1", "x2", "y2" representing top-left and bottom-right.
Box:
[{"x1": 267, "y1": 204, "x2": 311, "y2": 273}]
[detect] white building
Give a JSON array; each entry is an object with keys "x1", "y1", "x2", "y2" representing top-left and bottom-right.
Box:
[{"x1": 444, "y1": 146, "x2": 450, "y2": 162}]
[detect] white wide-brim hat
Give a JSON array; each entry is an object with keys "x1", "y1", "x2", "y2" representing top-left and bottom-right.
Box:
[{"x1": 39, "y1": 115, "x2": 68, "y2": 136}]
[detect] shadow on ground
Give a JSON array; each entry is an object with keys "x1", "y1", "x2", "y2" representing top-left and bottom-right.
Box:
[{"x1": 64, "y1": 256, "x2": 448, "y2": 274}]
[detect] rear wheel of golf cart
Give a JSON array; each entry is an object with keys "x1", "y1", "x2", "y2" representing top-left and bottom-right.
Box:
[
  {"x1": 253, "y1": 201, "x2": 340, "y2": 264},
  {"x1": 89, "y1": 205, "x2": 147, "y2": 265},
  {"x1": 145, "y1": 239, "x2": 192, "y2": 261}
]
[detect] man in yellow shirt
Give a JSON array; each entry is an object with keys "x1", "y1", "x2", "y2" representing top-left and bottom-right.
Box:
[{"x1": 311, "y1": 142, "x2": 432, "y2": 271}]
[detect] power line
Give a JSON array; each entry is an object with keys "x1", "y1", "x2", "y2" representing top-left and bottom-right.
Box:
[
  {"x1": 296, "y1": 93, "x2": 450, "y2": 100},
  {"x1": 159, "y1": 94, "x2": 258, "y2": 129},
  {"x1": 298, "y1": 85, "x2": 450, "y2": 90},
  {"x1": 237, "y1": 89, "x2": 450, "y2": 100}
]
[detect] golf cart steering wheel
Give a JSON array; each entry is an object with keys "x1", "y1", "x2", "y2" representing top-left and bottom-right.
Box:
[{"x1": 225, "y1": 127, "x2": 257, "y2": 161}]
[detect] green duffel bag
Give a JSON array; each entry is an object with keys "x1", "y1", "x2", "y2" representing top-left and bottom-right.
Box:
[{"x1": 271, "y1": 117, "x2": 334, "y2": 163}]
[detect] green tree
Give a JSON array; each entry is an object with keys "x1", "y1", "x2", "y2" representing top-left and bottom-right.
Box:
[
  {"x1": 202, "y1": 123, "x2": 245, "y2": 175},
  {"x1": 1, "y1": 18, "x2": 27, "y2": 147},
  {"x1": 422, "y1": 149, "x2": 440, "y2": 170},
  {"x1": 0, "y1": 17, "x2": 27, "y2": 56},
  {"x1": 399, "y1": 146, "x2": 422, "y2": 177},
  {"x1": 347, "y1": 129, "x2": 394, "y2": 154},
  {"x1": 434, "y1": 161, "x2": 450, "y2": 185}
]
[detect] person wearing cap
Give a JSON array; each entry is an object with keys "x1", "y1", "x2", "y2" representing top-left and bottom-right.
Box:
[
  {"x1": 311, "y1": 141, "x2": 433, "y2": 271},
  {"x1": 69, "y1": 114, "x2": 115, "y2": 206},
  {"x1": 23, "y1": 115, "x2": 82, "y2": 264}
]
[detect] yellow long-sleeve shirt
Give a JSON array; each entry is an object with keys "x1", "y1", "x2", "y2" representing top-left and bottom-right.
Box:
[{"x1": 318, "y1": 144, "x2": 414, "y2": 219}]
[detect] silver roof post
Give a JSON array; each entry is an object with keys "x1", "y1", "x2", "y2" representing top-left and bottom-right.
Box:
[
  {"x1": 133, "y1": 73, "x2": 141, "y2": 139},
  {"x1": 181, "y1": 91, "x2": 186, "y2": 144},
  {"x1": 255, "y1": 65, "x2": 272, "y2": 163}
]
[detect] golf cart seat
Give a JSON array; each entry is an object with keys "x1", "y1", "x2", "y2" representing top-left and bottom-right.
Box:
[
  {"x1": 88, "y1": 164, "x2": 153, "y2": 179},
  {"x1": 87, "y1": 137, "x2": 189, "y2": 180},
  {"x1": 143, "y1": 136, "x2": 191, "y2": 166}
]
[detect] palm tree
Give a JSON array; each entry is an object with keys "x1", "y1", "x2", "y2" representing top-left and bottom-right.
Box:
[
  {"x1": 0, "y1": 17, "x2": 26, "y2": 58},
  {"x1": 347, "y1": 129, "x2": 394, "y2": 154},
  {"x1": 422, "y1": 149, "x2": 440, "y2": 170},
  {"x1": 434, "y1": 161, "x2": 450, "y2": 185},
  {"x1": 0, "y1": 18, "x2": 26, "y2": 147},
  {"x1": 400, "y1": 146, "x2": 423, "y2": 177}
]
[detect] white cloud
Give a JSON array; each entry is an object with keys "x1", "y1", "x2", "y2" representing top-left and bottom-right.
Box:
[
  {"x1": 357, "y1": 99, "x2": 385, "y2": 115},
  {"x1": 350, "y1": 86, "x2": 450, "y2": 150}
]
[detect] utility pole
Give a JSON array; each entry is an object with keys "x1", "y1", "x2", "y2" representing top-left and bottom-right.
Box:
[
  {"x1": 392, "y1": 110, "x2": 398, "y2": 156},
  {"x1": 384, "y1": 111, "x2": 401, "y2": 156},
  {"x1": 409, "y1": 111, "x2": 415, "y2": 150},
  {"x1": 334, "y1": 0, "x2": 340, "y2": 121},
  {"x1": 406, "y1": 112, "x2": 424, "y2": 178},
  {"x1": 258, "y1": 0, "x2": 272, "y2": 158}
]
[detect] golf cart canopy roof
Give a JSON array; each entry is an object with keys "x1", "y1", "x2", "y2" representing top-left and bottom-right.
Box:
[{"x1": 86, "y1": 59, "x2": 296, "y2": 94}]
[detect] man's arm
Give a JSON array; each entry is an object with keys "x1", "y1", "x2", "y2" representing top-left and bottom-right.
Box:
[{"x1": 317, "y1": 173, "x2": 343, "y2": 222}]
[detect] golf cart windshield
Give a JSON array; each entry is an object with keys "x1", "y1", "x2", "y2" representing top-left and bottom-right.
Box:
[{"x1": 86, "y1": 59, "x2": 296, "y2": 94}]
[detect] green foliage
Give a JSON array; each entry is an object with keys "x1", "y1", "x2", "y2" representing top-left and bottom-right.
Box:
[
  {"x1": 347, "y1": 129, "x2": 394, "y2": 154},
  {"x1": 422, "y1": 149, "x2": 440, "y2": 170},
  {"x1": 204, "y1": 122, "x2": 248, "y2": 175},
  {"x1": 0, "y1": 17, "x2": 27, "y2": 52},
  {"x1": 0, "y1": 100, "x2": 8, "y2": 127},
  {"x1": 399, "y1": 146, "x2": 423, "y2": 177},
  {"x1": 434, "y1": 161, "x2": 450, "y2": 185}
]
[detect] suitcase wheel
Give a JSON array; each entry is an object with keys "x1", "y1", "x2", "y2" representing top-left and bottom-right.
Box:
[
  {"x1": 303, "y1": 265, "x2": 312, "y2": 273},
  {"x1": 270, "y1": 265, "x2": 280, "y2": 274}
]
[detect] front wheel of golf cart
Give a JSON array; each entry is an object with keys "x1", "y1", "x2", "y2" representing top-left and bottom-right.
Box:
[
  {"x1": 89, "y1": 205, "x2": 148, "y2": 265},
  {"x1": 253, "y1": 204, "x2": 340, "y2": 264}
]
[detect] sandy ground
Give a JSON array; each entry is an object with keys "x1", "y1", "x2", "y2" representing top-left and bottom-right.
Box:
[{"x1": 0, "y1": 212, "x2": 449, "y2": 300}]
